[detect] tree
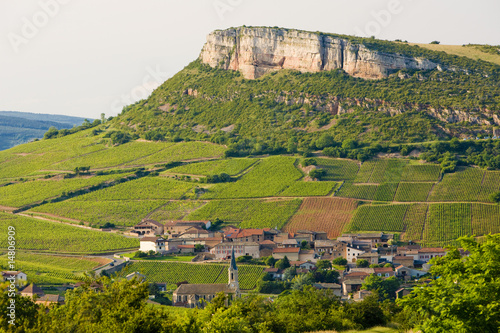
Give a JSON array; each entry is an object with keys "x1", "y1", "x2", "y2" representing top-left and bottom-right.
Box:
[
  {"x1": 264, "y1": 256, "x2": 277, "y2": 268},
  {"x1": 356, "y1": 259, "x2": 369, "y2": 268},
  {"x1": 398, "y1": 235, "x2": 500, "y2": 333},
  {"x1": 332, "y1": 257, "x2": 348, "y2": 266},
  {"x1": 490, "y1": 190, "x2": 500, "y2": 203},
  {"x1": 275, "y1": 256, "x2": 291, "y2": 270},
  {"x1": 309, "y1": 169, "x2": 326, "y2": 180},
  {"x1": 300, "y1": 240, "x2": 310, "y2": 249},
  {"x1": 316, "y1": 133, "x2": 334, "y2": 149},
  {"x1": 43, "y1": 126, "x2": 59, "y2": 139},
  {"x1": 291, "y1": 273, "x2": 315, "y2": 290},
  {"x1": 361, "y1": 275, "x2": 400, "y2": 300},
  {"x1": 283, "y1": 266, "x2": 297, "y2": 281},
  {"x1": 342, "y1": 139, "x2": 357, "y2": 150},
  {"x1": 316, "y1": 260, "x2": 332, "y2": 270},
  {"x1": 194, "y1": 244, "x2": 205, "y2": 252}
]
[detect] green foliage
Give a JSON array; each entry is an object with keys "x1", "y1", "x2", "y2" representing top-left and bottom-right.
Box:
[
  {"x1": 332, "y1": 257, "x2": 348, "y2": 265},
  {"x1": 400, "y1": 164, "x2": 441, "y2": 182},
  {"x1": 362, "y1": 275, "x2": 400, "y2": 300},
  {"x1": 315, "y1": 158, "x2": 360, "y2": 181},
  {"x1": 309, "y1": 169, "x2": 326, "y2": 180},
  {"x1": 394, "y1": 182, "x2": 434, "y2": 202},
  {"x1": 489, "y1": 190, "x2": 500, "y2": 203},
  {"x1": 348, "y1": 204, "x2": 409, "y2": 232},
  {"x1": 428, "y1": 167, "x2": 484, "y2": 202},
  {"x1": 423, "y1": 203, "x2": 472, "y2": 246},
  {"x1": 279, "y1": 181, "x2": 340, "y2": 196},
  {"x1": 356, "y1": 259, "x2": 369, "y2": 268},
  {"x1": 398, "y1": 235, "x2": 500, "y2": 333},
  {"x1": 168, "y1": 158, "x2": 256, "y2": 176},
  {"x1": 275, "y1": 256, "x2": 291, "y2": 270},
  {"x1": 315, "y1": 260, "x2": 332, "y2": 270}
]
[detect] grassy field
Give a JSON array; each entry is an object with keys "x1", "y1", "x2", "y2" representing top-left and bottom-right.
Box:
[
  {"x1": 186, "y1": 199, "x2": 301, "y2": 229},
  {"x1": 167, "y1": 158, "x2": 257, "y2": 176},
  {"x1": 31, "y1": 199, "x2": 167, "y2": 227},
  {"x1": 201, "y1": 156, "x2": 303, "y2": 199},
  {"x1": 0, "y1": 252, "x2": 108, "y2": 284},
  {"x1": 412, "y1": 43, "x2": 500, "y2": 66},
  {"x1": 126, "y1": 261, "x2": 265, "y2": 290},
  {"x1": 284, "y1": 198, "x2": 358, "y2": 238},
  {"x1": 0, "y1": 213, "x2": 139, "y2": 253}
]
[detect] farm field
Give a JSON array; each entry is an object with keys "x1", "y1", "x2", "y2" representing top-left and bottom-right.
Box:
[
  {"x1": 126, "y1": 261, "x2": 264, "y2": 290},
  {"x1": 423, "y1": 203, "x2": 472, "y2": 246},
  {"x1": 0, "y1": 213, "x2": 139, "y2": 253},
  {"x1": 186, "y1": 199, "x2": 301, "y2": 229},
  {"x1": 77, "y1": 177, "x2": 194, "y2": 201},
  {"x1": 373, "y1": 183, "x2": 398, "y2": 201},
  {"x1": 336, "y1": 182, "x2": 378, "y2": 200},
  {"x1": 31, "y1": 199, "x2": 167, "y2": 227},
  {"x1": 471, "y1": 203, "x2": 500, "y2": 235},
  {"x1": 477, "y1": 171, "x2": 500, "y2": 202},
  {"x1": 354, "y1": 161, "x2": 376, "y2": 183},
  {"x1": 278, "y1": 181, "x2": 340, "y2": 197},
  {"x1": 394, "y1": 182, "x2": 434, "y2": 202},
  {"x1": 201, "y1": 156, "x2": 303, "y2": 199},
  {"x1": 401, "y1": 204, "x2": 428, "y2": 242},
  {"x1": 401, "y1": 164, "x2": 441, "y2": 182},
  {"x1": 347, "y1": 204, "x2": 410, "y2": 232},
  {"x1": 368, "y1": 159, "x2": 408, "y2": 183},
  {"x1": 284, "y1": 198, "x2": 358, "y2": 238},
  {"x1": 0, "y1": 173, "x2": 129, "y2": 208},
  {"x1": 148, "y1": 201, "x2": 207, "y2": 221},
  {"x1": 0, "y1": 252, "x2": 108, "y2": 284},
  {"x1": 315, "y1": 158, "x2": 359, "y2": 181},
  {"x1": 167, "y1": 158, "x2": 257, "y2": 176},
  {"x1": 124, "y1": 142, "x2": 226, "y2": 166},
  {"x1": 428, "y1": 167, "x2": 484, "y2": 202}
]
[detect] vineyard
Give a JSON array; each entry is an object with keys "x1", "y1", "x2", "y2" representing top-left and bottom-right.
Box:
[
  {"x1": 471, "y1": 203, "x2": 500, "y2": 235},
  {"x1": 401, "y1": 164, "x2": 441, "y2": 182},
  {"x1": 428, "y1": 167, "x2": 484, "y2": 202},
  {"x1": 78, "y1": 177, "x2": 194, "y2": 201},
  {"x1": 201, "y1": 156, "x2": 303, "y2": 199},
  {"x1": 126, "y1": 261, "x2": 265, "y2": 290},
  {"x1": 423, "y1": 203, "x2": 472, "y2": 245},
  {"x1": 0, "y1": 213, "x2": 139, "y2": 253},
  {"x1": 148, "y1": 201, "x2": 208, "y2": 221},
  {"x1": 347, "y1": 204, "x2": 410, "y2": 232},
  {"x1": 284, "y1": 198, "x2": 358, "y2": 238},
  {"x1": 476, "y1": 171, "x2": 500, "y2": 202},
  {"x1": 0, "y1": 252, "x2": 108, "y2": 284},
  {"x1": 401, "y1": 204, "x2": 428, "y2": 242},
  {"x1": 279, "y1": 181, "x2": 340, "y2": 197},
  {"x1": 168, "y1": 158, "x2": 257, "y2": 176},
  {"x1": 315, "y1": 158, "x2": 360, "y2": 181},
  {"x1": 186, "y1": 199, "x2": 301, "y2": 229},
  {"x1": 394, "y1": 183, "x2": 434, "y2": 202},
  {"x1": 0, "y1": 173, "x2": 129, "y2": 208},
  {"x1": 373, "y1": 183, "x2": 398, "y2": 201},
  {"x1": 336, "y1": 182, "x2": 378, "y2": 200},
  {"x1": 31, "y1": 199, "x2": 167, "y2": 227}
]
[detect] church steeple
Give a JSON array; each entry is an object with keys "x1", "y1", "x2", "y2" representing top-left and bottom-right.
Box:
[{"x1": 228, "y1": 247, "x2": 239, "y2": 292}]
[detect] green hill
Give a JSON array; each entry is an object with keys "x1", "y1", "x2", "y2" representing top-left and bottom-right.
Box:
[{"x1": 2, "y1": 27, "x2": 500, "y2": 252}]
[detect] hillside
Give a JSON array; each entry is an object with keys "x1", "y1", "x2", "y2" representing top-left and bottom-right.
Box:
[
  {"x1": 1, "y1": 26, "x2": 500, "y2": 260},
  {"x1": 0, "y1": 111, "x2": 90, "y2": 151}
]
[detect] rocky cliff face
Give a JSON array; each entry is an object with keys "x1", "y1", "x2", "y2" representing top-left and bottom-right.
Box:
[{"x1": 200, "y1": 27, "x2": 438, "y2": 79}]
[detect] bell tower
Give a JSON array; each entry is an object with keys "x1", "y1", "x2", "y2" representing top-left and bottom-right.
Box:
[{"x1": 228, "y1": 247, "x2": 239, "y2": 292}]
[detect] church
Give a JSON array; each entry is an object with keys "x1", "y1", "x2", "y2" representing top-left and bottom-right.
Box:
[{"x1": 172, "y1": 247, "x2": 240, "y2": 308}]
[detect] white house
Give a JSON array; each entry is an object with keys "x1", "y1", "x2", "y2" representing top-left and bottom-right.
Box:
[
  {"x1": 1, "y1": 271, "x2": 28, "y2": 287},
  {"x1": 345, "y1": 246, "x2": 365, "y2": 263},
  {"x1": 211, "y1": 242, "x2": 260, "y2": 259},
  {"x1": 139, "y1": 237, "x2": 167, "y2": 253}
]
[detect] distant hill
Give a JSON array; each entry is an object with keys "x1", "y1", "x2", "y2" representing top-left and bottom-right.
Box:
[{"x1": 0, "y1": 111, "x2": 91, "y2": 151}]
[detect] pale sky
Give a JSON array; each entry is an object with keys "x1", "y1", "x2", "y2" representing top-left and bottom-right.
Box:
[{"x1": 1, "y1": 0, "x2": 499, "y2": 119}]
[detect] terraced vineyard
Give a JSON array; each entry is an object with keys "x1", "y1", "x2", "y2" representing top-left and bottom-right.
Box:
[
  {"x1": 394, "y1": 183, "x2": 434, "y2": 202},
  {"x1": 401, "y1": 164, "x2": 441, "y2": 182},
  {"x1": 0, "y1": 213, "x2": 139, "y2": 253},
  {"x1": 201, "y1": 156, "x2": 303, "y2": 199},
  {"x1": 402, "y1": 204, "x2": 428, "y2": 242},
  {"x1": 368, "y1": 159, "x2": 408, "y2": 183},
  {"x1": 0, "y1": 252, "x2": 108, "y2": 284},
  {"x1": 279, "y1": 181, "x2": 340, "y2": 196},
  {"x1": 168, "y1": 158, "x2": 257, "y2": 176},
  {"x1": 471, "y1": 203, "x2": 500, "y2": 235},
  {"x1": 126, "y1": 261, "x2": 264, "y2": 290},
  {"x1": 423, "y1": 203, "x2": 472, "y2": 246},
  {"x1": 315, "y1": 158, "x2": 359, "y2": 181},
  {"x1": 284, "y1": 198, "x2": 358, "y2": 238},
  {"x1": 336, "y1": 182, "x2": 378, "y2": 200},
  {"x1": 186, "y1": 199, "x2": 301, "y2": 229},
  {"x1": 31, "y1": 199, "x2": 167, "y2": 227},
  {"x1": 428, "y1": 167, "x2": 484, "y2": 202},
  {"x1": 373, "y1": 183, "x2": 398, "y2": 201},
  {"x1": 148, "y1": 201, "x2": 207, "y2": 221},
  {"x1": 347, "y1": 204, "x2": 410, "y2": 232},
  {"x1": 476, "y1": 171, "x2": 500, "y2": 202}
]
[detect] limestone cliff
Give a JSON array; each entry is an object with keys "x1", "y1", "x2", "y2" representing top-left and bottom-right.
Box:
[{"x1": 200, "y1": 27, "x2": 438, "y2": 79}]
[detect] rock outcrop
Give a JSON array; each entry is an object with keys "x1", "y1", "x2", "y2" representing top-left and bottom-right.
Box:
[{"x1": 200, "y1": 27, "x2": 438, "y2": 79}]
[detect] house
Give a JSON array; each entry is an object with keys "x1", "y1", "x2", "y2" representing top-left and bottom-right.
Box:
[
  {"x1": 172, "y1": 248, "x2": 240, "y2": 308},
  {"x1": 126, "y1": 272, "x2": 146, "y2": 282},
  {"x1": 36, "y1": 294, "x2": 63, "y2": 306},
  {"x1": 279, "y1": 239, "x2": 299, "y2": 248},
  {"x1": 393, "y1": 255, "x2": 414, "y2": 268},
  {"x1": 338, "y1": 232, "x2": 394, "y2": 248},
  {"x1": 343, "y1": 271, "x2": 370, "y2": 281},
  {"x1": 226, "y1": 228, "x2": 277, "y2": 243},
  {"x1": 178, "y1": 244, "x2": 196, "y2": 254},
  {"x1": 313, "y1": 283, "x2": 342, "y2": 297},
  {"x1": 373, "y1": 267, "x2": 394, "y2": 278},
  {"x1": 264, "y1": 268, "x2": 283, "y2": 280},
  {"x1": 259, "y1": 240, "x2": 277, "y2": 250},
  {"x1": 417, "y1": 248, "x2": 446, "y2": 262},
  {"x1": 358, "y1": 252, "x2": 379, "y2": 265},
  {"x1": 298, "y1": 249, "x2": 316, "y2": 261},
  {"x1": 211, "y1": 242, "x2": 260, "y2": 259},
  {"x1": 345, "y1": 246, "x2": 365, "y2": 263},
  {"x1": 272, "y1": 247, "x2": 300, "y2": 261},
  {"x1": 178, "y1": 226, "x2": 213, "y2": 239},
  {"x1": 1, "y1": 271, "x2": 28, "y2": 287},
  {"x1": 395, "y1": 288, "x2": 412, "y2": 299},
  {"x1": 164, "y1": 220, "x2": 211, "y2": 236},
  {"x1": 133, "y1": 219, "x2": 164, "y2": 236},
  {"x1": 395, "y1": 265, "x2": 427, "y2": 280},
  {"x1": 139, "y1": 237, "x2": 167, "y2": 253},
  {"x1": 314, "y1": 240, "x2": 346, "y2": 257},
  {"x1": 294, "y1": 230, "x2": 328, "y2": 243},
  {"x1": 20, "y1": 283, "x2": 44, "y2": 298},
  {"x1": 290, "y1": 261, "x2": 316, "y2": 270},
  {"x1": 342, "y1": 279, "x2": 364, "y2": 296}
]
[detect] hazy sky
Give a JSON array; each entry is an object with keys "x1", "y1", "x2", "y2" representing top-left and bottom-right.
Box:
[{"x1": 1, "y1": 0, "x2": 499, "y2": 119}]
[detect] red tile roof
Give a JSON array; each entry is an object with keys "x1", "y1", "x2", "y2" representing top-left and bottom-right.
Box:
[
  {"x1": 418, "y1": 248, "x2": 446, "y2": 253},
  {"x1": 273, "y1": 248, "x2": 300, "y2": 253}
]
